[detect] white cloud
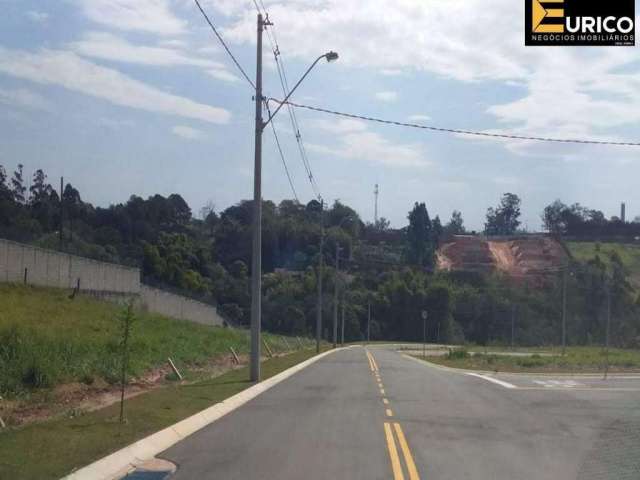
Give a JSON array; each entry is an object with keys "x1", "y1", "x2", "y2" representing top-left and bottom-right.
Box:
[
  {"x1": 408, "y1": 114, "x2": 431, "y2": 122},
  {"x1": 219, "y1": 0, "x2": 640, "y2": 151},
  {"x1": 0, "y1": 87, "x2": 52, "y2": 111},
  {"x1": 0, "y1": 47, "x2": 230, "y2": 124},
  {"x1": 310, "y1": 118, "x2": 367, "y2": 134},
  {"x1": 375, "y1": 91, "x2": 398, "y2": 102},
  {"x1": 172, "y1": 125, "x2": 206, "y2": 140},
  {"x1": 26, "y1": 11, "x2": 49, "y2": 23},
  {"x1": 69, "y1": 32, "x2": 225, "y2": 69},
  {"x1": 77, "y1": 0, "x2": 186, "y2": 35},
  {"x1": 207, "y1": 68, "x2": 240, "y2": 83},
  {"x1": 309, "y1": 119, "x2": 429, "y2": 167}
]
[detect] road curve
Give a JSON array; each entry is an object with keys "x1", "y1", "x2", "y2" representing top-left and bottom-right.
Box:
[{"x1": 157, "y1": 346, "x2": 640, "y2": 479}]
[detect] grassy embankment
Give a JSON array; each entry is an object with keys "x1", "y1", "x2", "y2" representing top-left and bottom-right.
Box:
[
  {"x1": 0, "y1": 284, "x2": 312, "y2": 401},
  {"x1": 0, "y1": 284, "x2": 326, "y2": 479},
  {"x1": 566, "y1": 240, "x2": 640, "y2": 290}
]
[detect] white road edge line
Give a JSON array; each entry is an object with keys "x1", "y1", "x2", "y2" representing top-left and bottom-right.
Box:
[
  {"x1": 465, "y1": 372, "x2": 518, "y2": 389},
  {"x1": 64, "y1": 346, "x2": 354, "y2": 480}
]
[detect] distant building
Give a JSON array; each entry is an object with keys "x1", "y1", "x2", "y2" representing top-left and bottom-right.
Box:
[{"x1": 621, "y1": 202, "x2": 626, "y2": 223}]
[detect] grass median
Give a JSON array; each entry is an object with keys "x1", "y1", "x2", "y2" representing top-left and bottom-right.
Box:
[
  {"x1": 416, "y1": 346, "x2": 640, "y2": 373},
  {"x1": 0, "y1": 347, "x2": 329, "y2": 480}
]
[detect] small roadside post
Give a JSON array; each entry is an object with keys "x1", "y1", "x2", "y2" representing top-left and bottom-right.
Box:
[{"x1": 421, "y1": 310, "x2": 428, "y2": 359}]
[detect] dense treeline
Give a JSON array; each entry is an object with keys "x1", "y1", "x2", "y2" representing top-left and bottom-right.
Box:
[
  {"x1": 1, "y1": 164, "x2": 639, "y2": 347},
  {"x1": 543, "y1": 199, "x2": 640, "y2": 239}
]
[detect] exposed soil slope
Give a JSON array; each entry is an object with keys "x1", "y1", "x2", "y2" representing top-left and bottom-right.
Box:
[{"x1": 437, "y1": 235, "x2": 567, "y2": 282}]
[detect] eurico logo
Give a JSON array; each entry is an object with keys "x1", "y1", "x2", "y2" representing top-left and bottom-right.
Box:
[{"x1": 525, "y1": 0, "x2": 635, "y2": 46}]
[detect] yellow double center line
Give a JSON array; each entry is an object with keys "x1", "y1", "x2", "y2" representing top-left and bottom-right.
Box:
[
  {"x1": 366, "y1": 350, "x2": 379, "y2": 372},
  {"x1": 366, "y1": 349, "x2": 421, "y2": 480},
  {"x1": 384, "y1": 422, "x2": 420, "y2": 480}
]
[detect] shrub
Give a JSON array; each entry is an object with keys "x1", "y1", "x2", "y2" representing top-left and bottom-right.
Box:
[{"x1": 447, "y1": 348, "x2": 469, "y2": 359}]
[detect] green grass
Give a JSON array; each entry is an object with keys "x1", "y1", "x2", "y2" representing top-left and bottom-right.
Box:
[
  {"x1": 423, "y1": 346, "x2": 640, "y2": 373},
  {"x1": 0, "y1": 348, "x2": 325, "y2": 480},
  {"x1": 566, "y1": 241, "x2": 640, "y2": 289},
  {"x1": 0, "y1": 284, "x2": 314, "y2": 399}
]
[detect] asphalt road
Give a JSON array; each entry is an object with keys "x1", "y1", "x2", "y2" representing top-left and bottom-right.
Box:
[{"x1": 157, "y1": 346, "x2": 640, "y2": 480}]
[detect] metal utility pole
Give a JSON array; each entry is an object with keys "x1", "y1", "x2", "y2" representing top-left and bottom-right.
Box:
[
  {"x1": 367, "y1": 301, "x2": 371, "y2": 344},
  {"x1": 374, "y1": 183, "x2": 379, "y2": 224},
  {"x1": 422, "y1": 310, "x2": 427, "y2": 358},
  {"x1": 59, "y1": 177, "x2": 64, "y2": 250},
  {"x1": 511, "y1": 304, "x2": 516, "y2": 350},
  {"x1": 249, "y1": 13, "x2": 268, "y2": 382},
  {"x1": 561, "y1": 268, "x2": 567, "y2": 355},
  {"x1": 333, "y1": 243, "x2": 340, "y2": 348},
  {"x1": 604, "y1": 282, "x2": 611, "y2": 379},
  {"x1": 316, "y1": 200, "x2": 324, "y2": 353},
  {"x1": 341, "y1": 295, "x2": 345, "y2": 346}
]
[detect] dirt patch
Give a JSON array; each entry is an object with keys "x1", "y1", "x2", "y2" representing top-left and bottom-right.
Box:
[{"x1": 438, "y1": 235, "x2": 567, "y2": 284}]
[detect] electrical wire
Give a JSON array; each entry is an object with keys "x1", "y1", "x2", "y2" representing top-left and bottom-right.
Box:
[
  {"x1": 270, "y1": 100, "x2": 640, "y2": 147},
  {"x1": 251, "y1": 0, "x2": 323, "y2": 200},
  {"x1": 194, "y1": 0, "x2": 256, "y2": 89},
  {"x1": 265, "y1": 101, "x2": 300, "y2": 202}
]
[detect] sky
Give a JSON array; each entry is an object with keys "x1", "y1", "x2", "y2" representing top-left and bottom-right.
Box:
[{"x1": 0, "y1": 0, "x2": 639, "y2": 231}]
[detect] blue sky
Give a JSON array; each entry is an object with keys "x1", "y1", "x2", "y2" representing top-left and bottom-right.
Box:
[{"x1": 1, "y1": 0, "x2": 639, "y2": 231}]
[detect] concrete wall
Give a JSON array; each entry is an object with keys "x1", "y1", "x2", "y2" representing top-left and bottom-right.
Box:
[
  {"x1": 0, "y1": 238, "x2": 140, "y2": 293},
  {"x1": 0, "y1": 238, "x2": 225, "y2": 328},
  {"x1": 139, "y1": 285, "x2": 225, "y2": 327}
]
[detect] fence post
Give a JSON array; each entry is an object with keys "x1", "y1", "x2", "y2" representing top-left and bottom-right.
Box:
[
  {"x1": 229, "y1": 346, "x2": 240, "y2": 364},
  {"x1": 23, "y1": 267, "x2": 28, "y2": 285},
  {"x1": 262, "y1": 338, "x2": 274, "y2": 358}
]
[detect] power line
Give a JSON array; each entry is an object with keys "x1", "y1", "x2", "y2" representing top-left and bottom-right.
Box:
[
  {"x1": 194, "y1": 0, "x2": 255, "y2": 89},
  {"x1": 271, "y1": 99, "x2": 640, "y2": 147},
  {"x1": 251, "y1": 1, "x2": 323, "y2": 201},
  {"x1": 194, "y1": 0, "x2": 301, "y2": 202},
  {"x1": 265, "y1": 101, "x2": 300, "y2": 202}
]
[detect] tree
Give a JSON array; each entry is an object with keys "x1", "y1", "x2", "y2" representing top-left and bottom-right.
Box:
[
  {"x1": 432, "y1": 215, "x2": 443, "y2": 246},
  {"x1": 406, "y1": 202, "x2": 434, "y2": 267},
  {"x1": 11, "y1": 164, "x2": 26, "y2": 204},
  {"x1": 445, "y1": 210, "x2": 465, "y2": 236},
  {"x1": 29, "y1": 169, "x2": 52, "y2": 204},
  {"x1": 0, "y1": 165, "x2": 10, "y2": 201},
  {"x1": 485, "y1": 193, "x2": 521, "y2": 236},
  {"x1": 374, "y1": 217, "x2": 391, "y2": 231},
  {"x1": 542, "y1": 199, "x2": 567, "y2": 235}
]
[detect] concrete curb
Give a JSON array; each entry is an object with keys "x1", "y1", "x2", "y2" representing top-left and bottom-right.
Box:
[{"x1": 64, "y1": 347, "x2": 351, "y2": 480}]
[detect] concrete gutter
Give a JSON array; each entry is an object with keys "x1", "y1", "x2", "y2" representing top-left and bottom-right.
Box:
[{"x1": 64, "y1": 347, "x2": 348, "y2": 480}]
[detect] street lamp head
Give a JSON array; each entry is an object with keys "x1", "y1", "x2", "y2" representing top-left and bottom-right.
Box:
[{"x1": 325, "y1": 51, "x2": 339, "y2": 62}]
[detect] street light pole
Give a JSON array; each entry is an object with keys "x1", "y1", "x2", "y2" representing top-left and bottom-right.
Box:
[
  {"x1": 367, "y1": 301, "x2": 371, "y2": 344},
  {"x1": 249, "y1": 13, "x2": 266, "y2": 382},
  {"x1": 422, "y1": 310, "x2": 428, "y2": 359},
  {"x1": 341, "y1": 294, "x2": 345, "y2": 346},
  {"x1": 561, "y1": 268, "x2": 567, "y2": 356},
  {"x1": 247, "y1": 15, "x2": 337, "y2": 377},
  {"x1": 316, "y1": 200, "x2": 324, "y2": 353},
  {"x1": 333, "y1": 243, "x2": 340, "y2": 348},
  {"x1": 604, "y1": 281, "x2": 611, "y2": 380},
  {"x1": 511, "y1": 304, "x2": 516, "y2": 350}
]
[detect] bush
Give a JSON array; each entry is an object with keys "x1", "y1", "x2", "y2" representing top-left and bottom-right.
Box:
[
  {"x1": 447, "y1": 348, "x2": 469, "y2": 359},
  {"x1": 516, "y1": 357, "x2": 546, "y2": 368}
]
